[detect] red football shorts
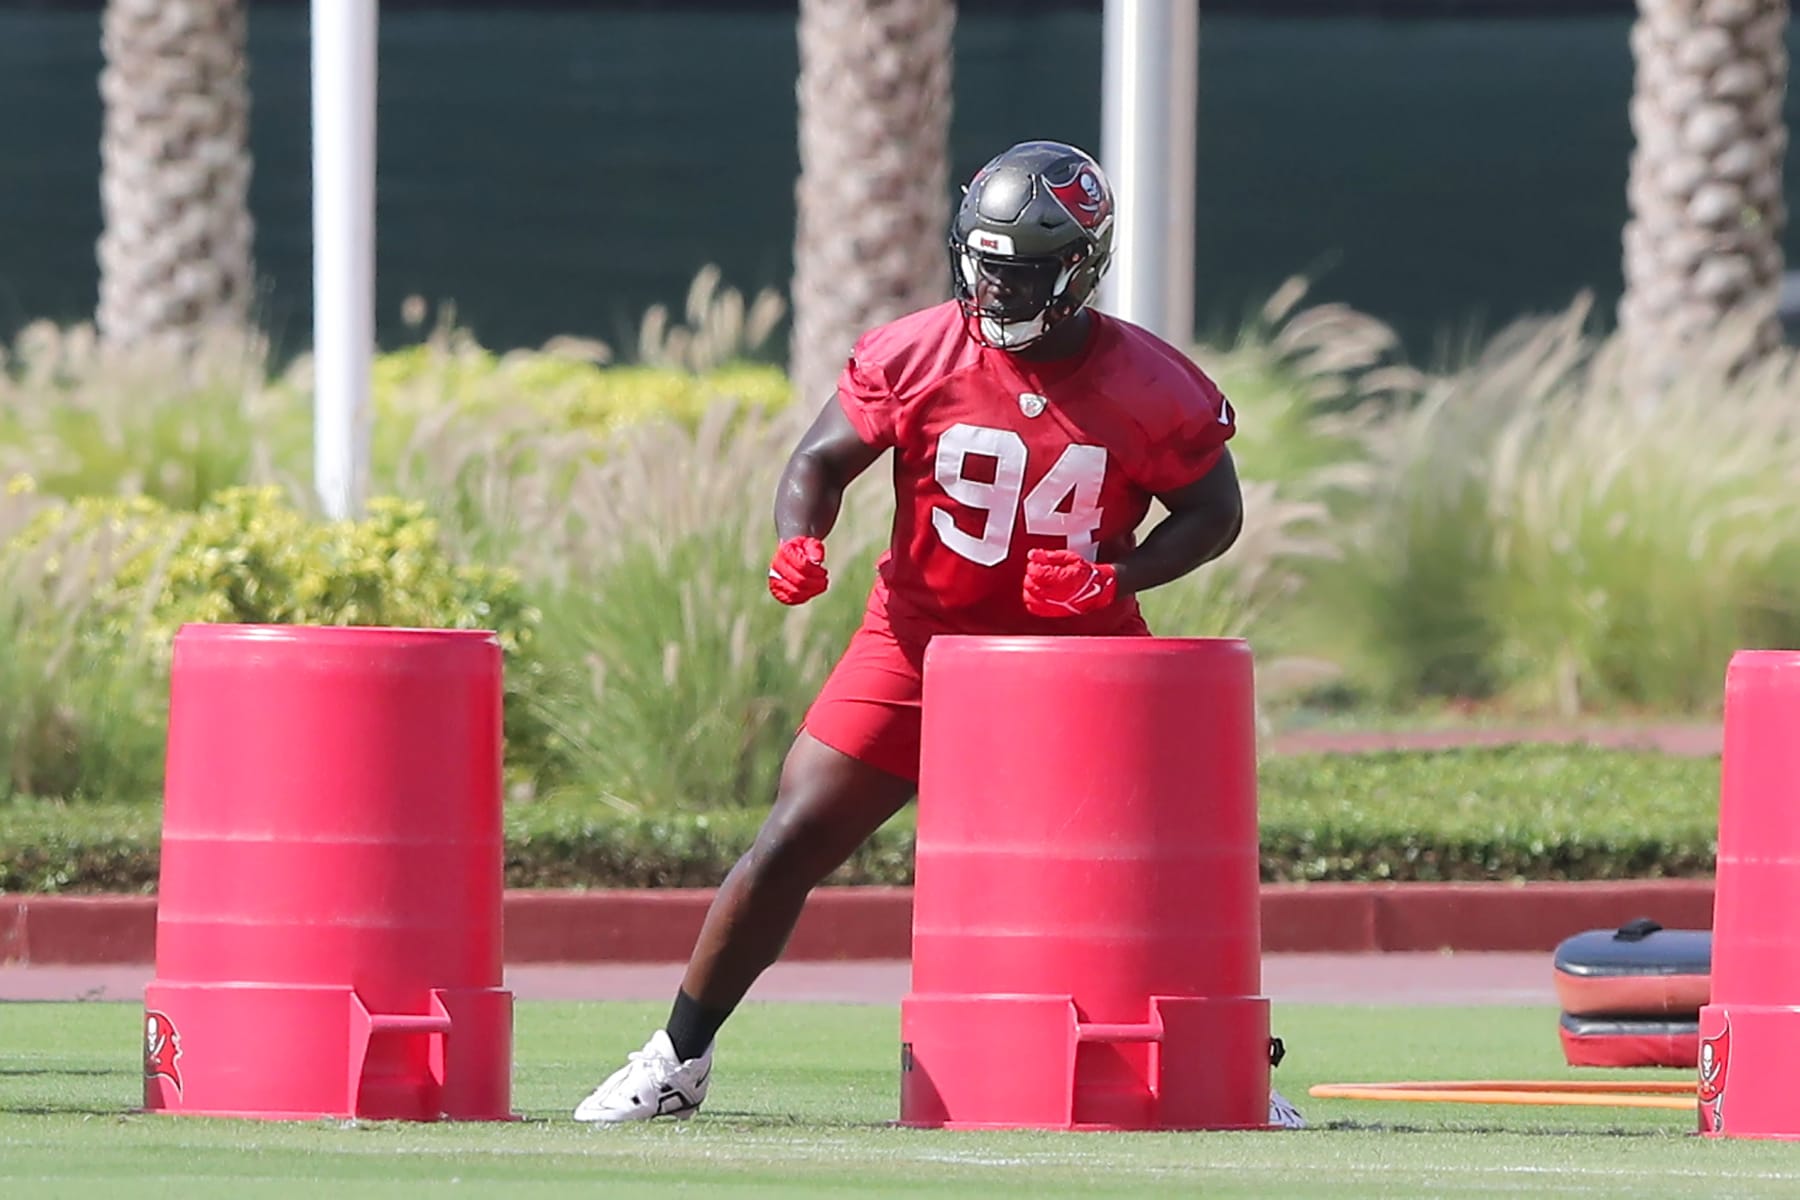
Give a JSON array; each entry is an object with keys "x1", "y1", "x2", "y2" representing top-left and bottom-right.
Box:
[
  {"x1": 801, "y1": 590, "x2": 1150, "y2": 784},
  {"x1": 801, "y1": 610, "x2": 930, "y2": 783}
]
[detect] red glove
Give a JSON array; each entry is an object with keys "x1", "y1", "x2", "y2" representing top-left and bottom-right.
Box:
[
  {"x1": 1022, "y1": 548, "x2": 1120, "y2": 617},
  {"x1": 768, "y1": 536, "x2": 829, "y2": 605}
]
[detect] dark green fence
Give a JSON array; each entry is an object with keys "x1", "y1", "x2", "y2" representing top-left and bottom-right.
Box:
[{"x1": 5, "y1": 7, "x2": 1797, "y2": 360}]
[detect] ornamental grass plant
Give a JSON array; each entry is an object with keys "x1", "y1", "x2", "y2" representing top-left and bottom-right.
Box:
[{"x1": 1318, "y1": 296, "x2": 1800, "y2": 714}]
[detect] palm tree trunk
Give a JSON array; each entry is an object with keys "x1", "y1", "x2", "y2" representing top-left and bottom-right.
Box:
[
  {"x1": 1621, "y1": 0, "x2": 1789, "y2": 371},
  {"x1": 97, "y1": 0, "x2": 255, "y2": 348},
  {"x1": 790, "y1": 0, "x2": 956, "y2": 410}
]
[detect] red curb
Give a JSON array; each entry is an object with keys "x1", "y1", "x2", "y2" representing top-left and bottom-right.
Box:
[
  {"x1": 783, "y1": 886, "x2": 915, "y2": 960},
  {"x1": 504, "y1": 891, "x2": 710, "y2": 964},
  {"x1": 0, "y1": 901, "x2": 23, "y2": 962},
  {"x1": 1363, "y1": 880, "x2": 1718, "y2": 952},
  {"x1": 501, "y1": 886, "x2": 916, "y2": 964},
  {"x1": 7, "y1": 895, "x2": 158, "y2": 966},
  {"x1": 1260, "y1": 884, "x2": 1378, "y2": 953},
  {"x1": 1, "y1": 882, "x2": 1719, "y2": 967}
]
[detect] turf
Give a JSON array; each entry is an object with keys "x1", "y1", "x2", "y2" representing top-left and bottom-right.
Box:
[{"x1": 1, "y1": 1000, "x2": 1792, "y2": 1198}]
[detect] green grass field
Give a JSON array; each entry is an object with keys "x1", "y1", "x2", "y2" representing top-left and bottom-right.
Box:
[{"x1": 2, "y1": 999, "x2": 1792, "y2": 1198}]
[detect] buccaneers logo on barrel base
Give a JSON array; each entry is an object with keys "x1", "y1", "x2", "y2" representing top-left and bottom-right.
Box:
[
  {"x1": 1698, "y1": 1014, "x2": 1730, "y2": 1133},
  {"x1": 145, "y1": 1009, "x2": 184, "y2": 1097}
]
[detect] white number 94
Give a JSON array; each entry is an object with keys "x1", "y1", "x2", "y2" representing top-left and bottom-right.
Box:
[{"x1": 931, "y1": 422, "x2": 1107, "y2": 566}]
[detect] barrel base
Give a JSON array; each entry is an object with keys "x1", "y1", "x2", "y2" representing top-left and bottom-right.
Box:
[
  {"x1": 1697, "y1": 1003, "x2": 1800, "y2": 1139},
  {"x1": 899, "y1": 993, "x2": 1271, "y2": 1132},
  {"x1": 143, "y1": 982, "x2": 515, "y2": 1122}
]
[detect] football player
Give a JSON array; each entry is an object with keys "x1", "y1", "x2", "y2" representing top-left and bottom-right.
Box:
[{"x1": 575, "y1": 139, "x2": 1293, "y2": 1127}]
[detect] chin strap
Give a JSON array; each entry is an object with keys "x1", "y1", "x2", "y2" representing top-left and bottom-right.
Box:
[{"x1": 977, "y1": 312, "x2": 1050, "y2": 349}]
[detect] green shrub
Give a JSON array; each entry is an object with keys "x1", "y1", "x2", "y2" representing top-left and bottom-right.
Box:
[
  {"x1": 1256, "y1": 744, "x2": 1719, "y2": 881},
  {"x1": 0, "y1": 798, "x2": 159, "y2": 892},
  {"x1": 0, "y1": 746, "x2": 1721, "y2": 892},
  {"x1": 11, "y1": 487, "x2": 535, "y2": 647},
  {"x1": 502, "y1": 805, "x2": 915, "y2": 889}
]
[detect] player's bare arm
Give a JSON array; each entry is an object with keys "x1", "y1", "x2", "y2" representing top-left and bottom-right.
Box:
[
  {"x1": 766, "y1": 395, "x2": 888, "y2": 606},
  {"x1": 772, "y1": 394, "x2": 886, "y2": 540},
  {"x1": 1111, "y1": 447, "x2": 1245, "y2": 595}
]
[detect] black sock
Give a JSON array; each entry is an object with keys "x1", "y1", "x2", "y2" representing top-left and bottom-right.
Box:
[{"x1": 665, "y1": 989, "x2": 730, "y2": 1062}]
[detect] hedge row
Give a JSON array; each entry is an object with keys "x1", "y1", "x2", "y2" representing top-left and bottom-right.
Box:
[{"x1": 0, "y1": 746, "x2": 1721, "y2": 893}]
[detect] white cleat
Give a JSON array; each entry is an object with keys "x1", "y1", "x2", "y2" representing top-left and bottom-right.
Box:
[
  {"x1": 573, "y1": 1030, "x2": 713, "y2": 1124},
  {"x1": 1269, "y1": 1087, "x2": 1306, "y2": 1129}
]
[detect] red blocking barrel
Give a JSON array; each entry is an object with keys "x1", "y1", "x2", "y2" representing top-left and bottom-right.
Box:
[
  {"x1": 144, "y1": 625, "x2": 514, "y2": 1121},
  {"x1": 1699, "y1": 649, "x2": 1800, "y2": 1139},
  {"x1": 901, "y1": 636, "x2": 1269, "y2": 1131}
]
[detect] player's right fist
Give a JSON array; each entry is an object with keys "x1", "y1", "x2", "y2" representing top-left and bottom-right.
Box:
[{"x1": 768, "y1": 536, "x2": 829, "y2": 605}]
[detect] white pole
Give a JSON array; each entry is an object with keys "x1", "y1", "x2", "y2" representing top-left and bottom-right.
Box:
[
  {"x1": 1100, "y1": 0, "x2": 1198, "y2": 347},
  {"x1": 311, "y1": 0, "x2": 377, "y2": 521}
]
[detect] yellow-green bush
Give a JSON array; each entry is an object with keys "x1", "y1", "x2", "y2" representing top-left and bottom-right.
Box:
[
  {"x1": 5, "y1": 486, "x2": 560, "y2": 795},
  {"x1": 15, "y1": 487, "x2": 535, "y2": 645},
  {"x1": 322, "y1": 335, "x2": 797, "y2": 518},
  {"x1": 549, "y1": 362, "x2": 792, "y2": 431},
  {"x1": 365, "y1": 335, "x2": 791, "y2": 434},
  {"x1": 0, "y1": 279, "x2": 791, "y2": 517},
  {"x1": 357, "y1": 265, "x2": 792, "y2": 439}
]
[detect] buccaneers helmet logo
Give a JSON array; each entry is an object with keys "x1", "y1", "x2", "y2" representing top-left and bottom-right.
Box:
[
  {"x1": 1698, "y1": 1014, "x2": 1730, "y2": 1133},
  {"x1": 144, "y1": 1010, "x2": 183, "y2": 1096},
  {"x1": 1044, "y1": 166, "x2": 1112, "y2": 232}
]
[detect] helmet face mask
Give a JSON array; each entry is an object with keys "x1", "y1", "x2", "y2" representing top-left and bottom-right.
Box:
[
  {"x1": 949, "y1": 140, "x2": 1115, "y2": 351},
  {"x1": 954, "y1": 251, "x2": 1072, "y2": 348}
]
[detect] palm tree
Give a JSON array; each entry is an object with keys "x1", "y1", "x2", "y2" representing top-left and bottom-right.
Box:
[
  {"x1": 1620, "y1": 0, "x2": 1789, "y2": 369},
  {"x1": 96, "y1": 0, "x2": 254, "y2": 348},
  {"x1": 790, "y1": 0, "x2": 956, "y2": 409}
]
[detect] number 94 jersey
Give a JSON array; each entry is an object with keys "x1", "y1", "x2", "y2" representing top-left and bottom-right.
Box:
[{"x1": 836, "y1": 300, "x2": 1235, "y2": 638}]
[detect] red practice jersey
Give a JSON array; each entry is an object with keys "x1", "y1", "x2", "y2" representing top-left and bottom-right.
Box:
[{"x1": 836, "y1": 300, "x2": 1235, "y2": 639}]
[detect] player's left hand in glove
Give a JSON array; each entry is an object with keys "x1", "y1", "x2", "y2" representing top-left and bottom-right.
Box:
[
  {"x1": 1022, "y1": 548, "x2": 1120, "y2": 617},
  {"x1": 768, "y1": 535, "x2": 829, "y2": 605}
]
